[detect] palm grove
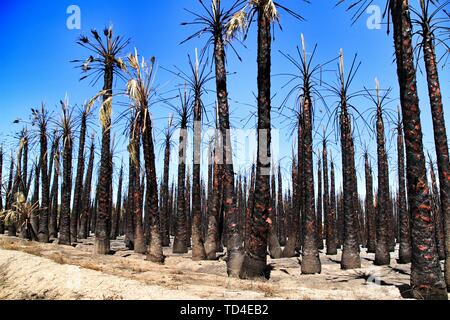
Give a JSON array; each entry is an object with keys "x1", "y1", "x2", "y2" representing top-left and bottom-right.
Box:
[{"x1": 0, "y1": 0, "x2": 449, "y2": 300}]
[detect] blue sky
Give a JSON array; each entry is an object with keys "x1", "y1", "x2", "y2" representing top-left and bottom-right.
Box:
[{"x1": 0, "y1": 0, "x2": 449, "y2": 193}]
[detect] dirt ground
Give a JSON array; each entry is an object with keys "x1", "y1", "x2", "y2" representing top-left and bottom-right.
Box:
[{"x1": 0, "y1": 234, "x2": 442, "y2": 300}]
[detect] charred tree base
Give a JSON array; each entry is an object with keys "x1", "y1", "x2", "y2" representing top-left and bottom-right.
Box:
[
  {"x1": 326, "y1": 246, "x2": 338, "y2": 256},
  {"x1": 134, "y1": 237, "x2": 147, "y2": 254},
  {"x1": 38, "y1": 233, "x2": 49, "y2": 244},
  {"x1": 239, "y1": 252, "x2": 267, "y2": 280},
  {"x1": 205, "y1": 240, "x2": 218, "y2": 260},
  {"x1": 398, "y1": 247, "x2": 411, "y2": 264},
  {"x1": 226, "y1": 234, "x2": 244, "y2": 277},
  {"x1": 301, "y1": 254, "x2": 322, "y2": 275},
  {"x1": 375, "y1": 246, "x2": 391, "y2": 266},
  {"x1": 147, "y1": 228, "x2": 164, "y2": 263},
  {"x1": 268, "y1": 230, "x2": 282, "y2": 259},
  {"x1": 341, "y1": 249, "x2": 361, "y2": 270},
  {"x1": 173, "y1": 238, "x2": 189, "y2": 254},
  {"x1": 7, "y1": 226, "x2": 16, "y2": 237},
  {"x1": 94, "y1": 237, "x2": 110, "y2": 255},
  {"x1": 282, "y1": 236, "x2": 298, "y2": 258},
  {"x1": 366, "y1": 242, "x2": 376, "y2": 254}
]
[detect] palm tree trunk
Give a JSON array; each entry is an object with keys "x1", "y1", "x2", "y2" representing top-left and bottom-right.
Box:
[
  {"x1": 142, "y1": 110, "x2": 164, "y2": 263},
  {"x1": 429, "y1": 157, "x2": 445, "y2": 260},
  {"x1": 173, "y1": 121, "x2": 189, "y2": 254},
  {"x1": 49, "y1": 142, "x2": 60, "y2": 239},
  {"x1": 301, "y1": 96, "x2": 321, "y2": 274},
  {"x1": 330, "y1": 160, "x2": 338, "y2": 254},
  {"x1": 192, "y1": 94, "x2": 207, "y2": 260},
  {"x1": 111, "y1": 163, "x2": 123, "y2": 240},
  {"x1": 397, "y1": 116, "x2": 411, "y2": 264},
  {"x1": 283, "y1": 156, "x2": 299, "y2": 257},
  {"x1": 268, "y1": 171, "x2": 282, "y2": 259},
  {"x1": 324, "y1": 142, "x2": 337, "y2": 255},
  {"x1": 364, "y1": 153, "x2": 376, "y2": 254},
  {"x1": 161, "y1": 133, "x2": 172, "y2": 247},
  {"x1": 375, "y1": 101, "x2": 391, "y2": 266},
  {"x1": 213, "y1": 31, "x2": 243, "y2": 275},
  {"x1": 58, "y1": 129, "x2": 73, "y2": 246},
  {"x1": 317, "y1": 157, "x2": 324, "y2": 250},
  {"x1": 277, "y1": 165, "x2": 286, "y2": 246},
  {"x1": 340, "y1": 100, "x2": 361, "y2": 270},
  {"x1": 240, "y1": 9, "x2": 271, "y2": 279},
  {"x1": 94, "y1": 63, "x2": 114, "y2": 255},
  {"x1": 71, "y1": 110, "x2": 88, "y2": 243},
  {"x1": 390, "y1": 0, "x2": 447, "y2": 299},
  {"x1": 79, "y1": 137, "x2": 95, "y2": 239},
  {"x1": 420, "y1": 4, "x2": 450, "y2": 290},
  {"x1": 38, "y1": 114, "x2": 50, "y2": 243}
]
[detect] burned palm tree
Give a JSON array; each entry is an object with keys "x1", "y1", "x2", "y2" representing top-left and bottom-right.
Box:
[
  {"x1": 74, "y1": 26, "x2": 129, "y2": 255},
  {"x1": 428, "y1": 154, "x2": 445, "y2": 260},
  {"x1": 56, "y1": 101, "x2": 74, "y2": 246},
  {"x1": 365, "y1": 80, "x2": 391, "y2": 266},
  {"x1": 111, "y1": 161, "x2": 123, "y2": 240},
  {"x1": 49, "y1": 134, "x2": 61, "y2": 239},
  {"x1": 324, "y1": 138, "x2": 337, "y2": 255},
  {"x1": 396, "y1": 108, "x2": 411, "y2": 264},
  {"x1": 412, "y1": 0, "x2": 450, "y2": 290},
  {"x1": 71, "y1": 104, "x2": 91, "y2": 243},
  {"x1": 161, "y1": 116, "x2": 175, "y2": 247},
  {"x1": 363, "y1": 150, "x2": 376, "y2": 254},
  {"x1": 126, "y1": 51, "x2": 164, "y2": 263},
  {"x1": 31, "y1": 106, "x2": 51, "y2": 243},
  {"x1": 79, "y1": 135, "x2": 95, "y2": 239},
  {"x1": 172, "y1": 87, "x2": 190, "y2": 255},
  {"x1": 182, "y1": 0, "x2": 249, "y2": 276},
  {"x1": 341, "y1": 0, "x2": 448, "y2": 301},
  {"x1": 326, "y1": 51, "x2": 361, "y2": 270},
  {"x1": 279, "y1": 35, "x2": 322, "y2": 274}
]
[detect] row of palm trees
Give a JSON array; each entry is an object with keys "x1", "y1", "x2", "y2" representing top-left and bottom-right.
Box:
[{"x1": 0, "y1": 0, "x2": 449, "y2": 300}]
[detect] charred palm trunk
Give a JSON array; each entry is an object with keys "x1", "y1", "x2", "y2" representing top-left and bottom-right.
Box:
[
  {"x1": 192, "y1": 92, "x2": 206, "y2": 261},
  {"x1": 22, "y1": 135, "x2": 28, "y2": 197},
  {"x1": 420, "y1": 3, "x2": 450, "y2": 290},
  {"x1": 79, "y1": 137, "x2": 95, "y2": 239},
  {"x1": 301, "y1": 96, "x2": 321, "y2": 274},
  {"x1": 58, "y1": 125, "x2": 73, "y2": 246},
  {"x1": 31, "y1": 162, "x2": 40, "y2": 235},
  {"x1": 205, "y1": 134, "x2": 221, "y2": 258},
  {"x1": 38, "y1": 114, "x2": 50, "y2": 243},
  {"x1": 277, "y1": 165, "x2": 286, "y2": 246},
  {"x1": 95, "y1": 62, "x2": 114, "y2": 255},
  {"x1": 142, "y1": 109, "x2": 164, "y2": 263},
  {"x1": 6, "y1": 153, "x2": 14, "y2": 211},
  {"x1": 429, "y1": 157, "x2": 445, "y2": 260},
  {"x1": 397, "y1": 116, "x2": 411, "y2": 264},
  {"x1": 364, "y1": 153, "x2": 376, "y2": 254},
  {"x1": 283, "y1": 156, "x2": 299, "y2": 257},
  {"x1": 317, "y1": 157, "x2": 324, "y2": 250},
  {"x1": 375, "y1": 97, "x2": 391, "y2": 266},
  {"x1": 49, "y1": 142, "x2": 60, "y2": 239},
  {"x1": 186, "y1": 171, "x2": 192, "y2": 248},
  {"x1": 125, "y1": 154, "x2": 136, "y2": 250},
  {"x1": 324, "y1": 142, "x2": 336, "y2": 255},
  {"x1": 268, "y1": 170, "x2": 282, "y2": 259},
  {"x1": 240, "y1": 9, "x2": 271, "y2": 279},
  {"x1": 71, "y1": 109, "x2": 88, "y2": 243},
  {"x1": 340, "y1": 97, "x2": 361, "y2": 270},
  {"x1": 131, "y1": 115, "x2": 146, "y2": 254},
  {"x1": 330, "y1": 160, "x2": 338, "y2": 253},
  {"x1": 213, "y1": 27, "x2": 243, "y2": 275},
  {"x1": 390, "y1": 0, "x2": 447, "y2": 299},
  {"x1": 161, "y1": 132, "x2": 172, "y2": 247},
  {"x1": 173, "y1": 117, "x2": 189, "y2": 254},
  {"x1": 111, "y1": 163, "x2": 123, "y2": 240}
]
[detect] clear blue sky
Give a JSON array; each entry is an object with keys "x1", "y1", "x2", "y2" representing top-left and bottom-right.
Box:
[{"x1": 0, "y1": 0, "x2": 449, "y2": 193}]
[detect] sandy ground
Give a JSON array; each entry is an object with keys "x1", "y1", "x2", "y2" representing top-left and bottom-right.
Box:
[{"x1": 0, "y1": 234, "x2": 441, "y2": 300}]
